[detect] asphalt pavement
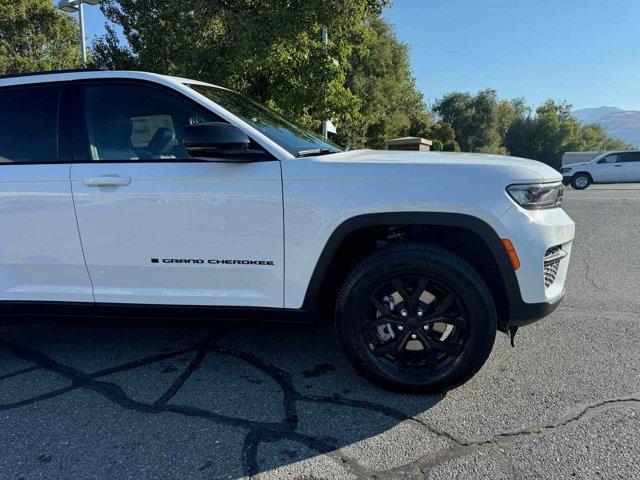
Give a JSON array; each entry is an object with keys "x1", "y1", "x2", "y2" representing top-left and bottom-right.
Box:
[{"x1": 1, "y1": 184, "x2": 640, "y2": 480}]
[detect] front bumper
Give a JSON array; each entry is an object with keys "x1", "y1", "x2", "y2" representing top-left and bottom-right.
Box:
[
  {"x1": 492, "y1": 201, "x2": 575, "y2": 327},
  {"x1": 509, "y1": 289, "x2": 564, "y2": 327},
  {"x1": 495, "y1": 204, "x2": 574, "y2": 303}
]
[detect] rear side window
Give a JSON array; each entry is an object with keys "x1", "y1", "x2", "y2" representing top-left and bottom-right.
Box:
[
  {"x1": 0, "y1": 86, "x2": 60, "y2": 164},
  {"x1": 620, "y1": 152, "x2": 640, "y2": 162}
]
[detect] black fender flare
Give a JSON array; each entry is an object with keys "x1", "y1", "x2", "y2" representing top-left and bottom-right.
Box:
[{"x1": 302, "y1": 212, "x2": 533, "y2": 325}]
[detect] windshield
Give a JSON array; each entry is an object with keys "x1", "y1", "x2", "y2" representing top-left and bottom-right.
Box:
[{"x1": 187, "y1": 84, "x2": 341, "y2": 156}]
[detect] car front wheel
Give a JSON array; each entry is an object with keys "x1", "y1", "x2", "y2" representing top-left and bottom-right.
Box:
[
  {"x1": 335, "y1": 243, "x2": 497, "y2": 393},
  {"x1": 571, "y1": 173, "x2": 592, "y2": 190}
]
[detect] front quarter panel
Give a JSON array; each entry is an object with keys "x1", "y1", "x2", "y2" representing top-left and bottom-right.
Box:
[{"x1": 281, "y1": 155, "x2": 539, "y2": 309}]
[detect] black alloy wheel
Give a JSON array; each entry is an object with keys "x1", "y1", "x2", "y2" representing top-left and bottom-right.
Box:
[
  {"x1": 363, "y1": 276, "x2": 468, "y2": 380},
  {"x1": 336, "y1": 243, "x2": 497, "y2": 393}
]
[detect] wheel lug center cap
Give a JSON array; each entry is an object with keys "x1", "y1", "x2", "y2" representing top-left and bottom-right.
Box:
[{"x1": 405, "y1": 318, "x2": 419, "y2": 328}]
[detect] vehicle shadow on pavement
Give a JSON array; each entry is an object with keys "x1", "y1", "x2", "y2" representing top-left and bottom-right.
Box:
[{"x1": 0, "y1": 321, "x2": 444, "y2": 479}]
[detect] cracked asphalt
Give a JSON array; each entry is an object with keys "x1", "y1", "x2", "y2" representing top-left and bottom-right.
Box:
[{"x1": 1, "y1": 185, "x2": 640, "y2": 480}]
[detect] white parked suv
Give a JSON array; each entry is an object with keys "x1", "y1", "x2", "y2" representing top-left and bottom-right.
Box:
[
  {"x1": 0, "y1": 70, "x2": 575, "y2": 392},
  {"x1": 561, "y1": 150, "x2": 640, "y2": 189}
]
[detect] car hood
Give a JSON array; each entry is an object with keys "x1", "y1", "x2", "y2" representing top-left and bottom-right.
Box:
[
  {"x1": 563, "y1": 162, "x2": 589, "y2": 168},
  {"x1": 317, "y1": 149, "x2": 562, "y2": 183}
]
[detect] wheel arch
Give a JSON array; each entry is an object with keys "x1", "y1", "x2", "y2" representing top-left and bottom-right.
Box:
[{"x1": 302, "y1": 212, "x2": 522, "y2": 332}]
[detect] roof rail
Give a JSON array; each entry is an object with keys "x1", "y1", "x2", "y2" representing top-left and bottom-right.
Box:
[{"x1": 0, "y1": 68, "x2": 104, "y2": 80}]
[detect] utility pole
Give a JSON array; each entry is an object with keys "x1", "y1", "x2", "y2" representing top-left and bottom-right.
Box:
[
  {"x1": 321, "y1": 27, "x2": 330, "y2": 138},
  {"x1": 78, "y1": 2, "x2": 87, "y2": 65},
  {"x1": 57, "y1": 0, "x2": 100, "y2": 66}
]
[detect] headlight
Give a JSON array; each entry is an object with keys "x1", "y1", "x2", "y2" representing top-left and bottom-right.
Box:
[
  {"x1": 560, "y1": 167, "x2": 572, "y2": 173},
  {"x1": 506, "y1": 182, "x2": 563, "y2": 209}
]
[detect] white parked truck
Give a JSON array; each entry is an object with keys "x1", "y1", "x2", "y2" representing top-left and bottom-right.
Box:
[
  {"x1": 562, "y1": 150, "x2": 640, "y2": 189},
  {"x1": 0, "y1": 70, "x2": 575, "y2": 392}
]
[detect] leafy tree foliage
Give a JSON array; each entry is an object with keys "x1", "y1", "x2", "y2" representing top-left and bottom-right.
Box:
[
  {"x1": 579, "y1": 123, "x2": 629, "y2": 151},
  {"x1": 93, "y1": 0, "x2": 428, "y2": 144},
  {"x1": 434, "y1": 89, "x2": 505, "y2": 154},
  {"x1": 424, "y1": 122, "x2": 460, "y2": 152},
  {"x1": 0, "y1": 0, "x2": 81, "y2": 75},
  {"x1": 92, "y1": 1, "x2": 463, "y2": 150},
  {"x1": 505, "y1": 100, "x2": 630, "y2": 168},
  {"x1": 435, "y1": 90, "x2": 630, "y2": 168},
  {"x1": 336, "y1": 16, "x2": 429, "y2": 149}
]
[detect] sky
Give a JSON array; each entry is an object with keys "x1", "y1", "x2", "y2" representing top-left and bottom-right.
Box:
[
  {"x1": 71, "y1": 0, "x2": 640, "y2": 111},
  {"x1": 383, "y1": 0, "x2": 640, "y2": 111}
]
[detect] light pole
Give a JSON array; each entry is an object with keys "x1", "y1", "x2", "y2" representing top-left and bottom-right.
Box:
[
  {"x1": 57, "y1": 0, "x2": 100, "y2": 66},
  {"x1": 321, "y1": 27, "x2": 329, "y2": 138},
  {"x1": 320, "y1": 27, "x2": 338, "y2": 138}
]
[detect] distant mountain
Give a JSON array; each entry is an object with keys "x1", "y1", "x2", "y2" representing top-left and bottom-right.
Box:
[{"x1": 573, "y1": 107, "x2": 640, "y2": 147}]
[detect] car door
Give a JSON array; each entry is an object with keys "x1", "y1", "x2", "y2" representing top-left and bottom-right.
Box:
[
  {"x1": 593, "y1": 153, "x2": 624, "y2": 182},
  {"x1": 620, "y1": 152, "x2": 640, "y2": 182},
  {"x1": 69, "y1": 81, "x2": 284, "y2": 307},
  {"x1": 0, "y1": 84, "x2": 93, "y2": 302}
]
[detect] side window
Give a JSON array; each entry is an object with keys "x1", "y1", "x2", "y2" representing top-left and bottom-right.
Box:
[
  {"x1": 598, "y1": 154, "x2": 620, "y2": 164},
  {"x1": 620, "y1": 152, "x2": 640, "y2": 162},
  {"x1": 0, "y1": 86, "x2": 60, "y2": 164},
  {"x1": 82, "y1": 84, "x2": 222, "y2": 161}
]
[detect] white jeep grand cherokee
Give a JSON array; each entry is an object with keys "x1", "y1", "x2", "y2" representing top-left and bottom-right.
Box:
[{"x1": 0, "y1": 70, "x2": 575, "y2": 392}]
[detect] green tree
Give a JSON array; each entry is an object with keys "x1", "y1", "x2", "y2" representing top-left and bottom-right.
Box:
[
  {"x1": 580, "y1": 123, "x2": 629, "y2": 151},
  {"x1": 501, "y1": 115, "x2": 532, "y2": 159},
  {"x1": 434, "y1": 89, "x2": 630, "y2": 168},
  {"x1": 433, "y1": 89, "x2": 504, "y2": 154},
  {"x1": 496, "y1": 98, "x2": 527, "y2": 139},
  {"x1": 423, "y1": 122, "x2": 459, "y2": 152},
  {"x1": 432, "y1": 92, "x2": 472, "y2": 147},
  {"x1": 504, "y1": 100, "x2": 630, "y2": 168},
  {"x1": 92, "y1": 1, "x2": 439, "y2": 149},
  {"x1": 533, "y1": 101, "x2": 582, "y2": 167},
  {"x1": 93, "y1": 0, "x2": 408, "y2": 142},
  {"x1": 336, "y1": 16, "x2": 430, "y2": 149},
  {"x1": 0, "y1": 0, "x2": 81, "y2": 75},
  {"x1": 403, "y1": 112, "x2": 460, "y2": 152}
]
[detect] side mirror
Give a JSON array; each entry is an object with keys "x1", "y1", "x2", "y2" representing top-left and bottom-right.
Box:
[{"x1": 183, "y1": 122, "x2": 265, "y2": 162}]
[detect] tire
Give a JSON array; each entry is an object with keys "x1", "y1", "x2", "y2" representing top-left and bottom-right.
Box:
[
  {"x1": 571, "y1": 173, "x2": 592, "y2": 190},
  {"x1": 335, "y1": 242, "x2": 497, "y2": 393}
]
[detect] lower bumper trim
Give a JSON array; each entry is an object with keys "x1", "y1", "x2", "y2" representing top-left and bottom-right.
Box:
[{"x1": 509, "y1": 290, "x2": 564, "y2": 327}]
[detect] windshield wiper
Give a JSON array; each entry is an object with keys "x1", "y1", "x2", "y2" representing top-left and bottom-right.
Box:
[{"x1": 296, "y1": 148, "x2": 341, "y2": 158}]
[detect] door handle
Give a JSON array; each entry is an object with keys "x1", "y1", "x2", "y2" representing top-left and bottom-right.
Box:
[
  {"x1": 614, "y1": 164, "x2": 622, "y2": 167},
  {"x1": 82, "y1": 175, "x2": 132, "y2": 187}
]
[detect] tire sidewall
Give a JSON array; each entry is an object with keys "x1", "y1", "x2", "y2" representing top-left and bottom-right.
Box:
[
  {"x1": 336, "y1": 246, "x2": 496, "y2": 392},
  {"x1": 571, "y1": 173, "x2": 591, "y2": 190}
]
